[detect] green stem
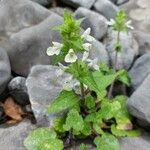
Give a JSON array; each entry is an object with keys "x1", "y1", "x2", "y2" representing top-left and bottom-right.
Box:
[
  {"x1": 108, "y1": 31, "x2": 120, "y2": 99},
  {"x1": 80, "y1": 83, "x2": 85, "y2": 100}
]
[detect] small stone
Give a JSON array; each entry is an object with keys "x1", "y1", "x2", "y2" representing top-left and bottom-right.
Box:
[
  {"x1": 8, "y1": 77, "x2": 29, "y2": 106},
  {"x1": 94, "y1": 0, "x2": 119, "y2": 20},
  {"x1": 74, "y1": 7, "x2": 108, "y2": 40},
  {"x1": 31, "y1": 0, "x2": 52, "y2": 6}
]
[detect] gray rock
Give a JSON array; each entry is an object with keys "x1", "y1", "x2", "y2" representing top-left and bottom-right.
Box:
[
  {"x1": 0, "y1": 0, "x2": 51, "y2": 38},
  {"x1": 128, "y1": 74, "x2": 150, "y2": 125},
  {"x1": 31, "y1": 0, "x2": 52, "y2": 6},
  {"x1": 74, "y1": 7, "x2": 108, "y2": 40},
  {"x1": 0, "y1": 119, "x2": 35, "y2": 150},
  {"x1": 8, "y1": 77, "x2": 29, "y2": 106},
  {"x1": 61, "y1": 0, "x2": 95, "y2": 9},
  {"x1": 0, "y1": 48, "x2": 11, "y2": 95},
  {"x1": 94, "y1": 0, "x2": 119, "y2": 20},
  {"x1": 90, "y1": 40, "x2": 109, "y2": 64},
  {"x1": 26, "y1": 65, "x2": 71, "y2": 126},
  {"x1": 105, "y1": 29, "x2": 139, "y2": 70},
  {"x1": 6, "y1": 13, "x2": 63, "y2": 76},
  {"x1": 129, "y1": 53, "x2": 150, "y2": 89},
  {"x1": 120, "y1": 132, "x2": 150, "y2": 150}
]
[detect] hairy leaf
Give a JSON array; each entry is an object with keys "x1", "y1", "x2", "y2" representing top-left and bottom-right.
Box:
[
  {"x1": 94, "y1": 134, "x2": 120, "y2": 150},
  {"x1": 47, "y1": 90, "x2": 79, "y2": 114},
  {"x1": 24, "y1": 128, "x2": 57, "y2": 150}
]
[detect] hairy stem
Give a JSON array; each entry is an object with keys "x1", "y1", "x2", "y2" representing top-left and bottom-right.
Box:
[
  {"x1": 80, "y1": 83, "x2": 85, "y2": 100},
  {"x1": 108, "y1": 31, "x2": 120, "y2": 99}
]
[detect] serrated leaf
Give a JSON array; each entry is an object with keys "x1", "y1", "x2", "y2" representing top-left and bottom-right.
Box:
[
  {"x1": 94, "y1": 134, "x2": 120, "y2": 150},
  {"x1": 63, "y1": 109, "x2": 84, "y2": 133},
  {"x1": 79, "y1": 143, "x2": 88, "y2": 150},
  {"x1": 111, "y1": 125, "x2": 141, "y2": 137},
  {"x1": 84, "y1": 96, "x2": 95, "y2": 109},
  {"x1": 81, "y1": 122, "x2": 92, "y2": 136},
  {"x1": 24, "y1": 128, "x2": 57, "y2": 150},
  {"x1": 37, "y1": 139, "x2": 63, "y2": 150},
  {"x1": 53, "y1": 117, "x2": 66, "y2": 133},
  {"x1": 47, "y1": 90, "x2": 79, "y2": 114},
  {"x1": 113, "y1": 96, "x2": 132, "y2": 130}
]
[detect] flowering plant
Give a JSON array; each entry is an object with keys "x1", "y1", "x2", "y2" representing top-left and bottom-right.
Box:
[{"x1": 24, "y1": 11, "x2": 139, "y2": 150}]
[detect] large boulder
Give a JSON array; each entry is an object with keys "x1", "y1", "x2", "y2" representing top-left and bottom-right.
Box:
[
  {"x1": 0, "y1": 48, "x2": 11, "y2": 95},
  {"x1": 0, "y1": 119, "x2": 35, "y2": 150},
  {"x1": 74, "y1": 7, "x2": 108, "y2": 40},
  {"x1": 0, "y1": 0, "x2": 51, "y2": 38},
  {"x1": 61, "y1": 0, "x2": 95, "y2": 9},
  {"x1": 105, "y1": 29, "x2": 139, "y2": 70},
  {"x1": 128, "y1": 74, "x2": 150, "y2": 126},
  {"x1": 129, "y1": 53, "x2": 150, "y2": 89},
  {"x1": 94, "y1": 0, "x2": 119, "y2": 20},
  {"x1": 6, "y1": 13, "x2": 63, "y2": 76},
  {"x1": 26, "y1": 65, "x2": 71, "y2": 126}
]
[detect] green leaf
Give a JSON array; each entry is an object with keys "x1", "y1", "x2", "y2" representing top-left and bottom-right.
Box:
[
  {"x1": 63, "y1": 109, "x2": 84, "y2": 133},
  {"x1": 47, "y1": 90, "x2": 79, "y2": 114},
  {"x1": 94, "y1": 134, "x2": 120, "y2": 150},
  {"x1": 79, "y1": 143, "x2": 88, "y2": 150},
  {"x1": 85, "y1": 113, "x2": 97, "y2": 123},
  {"x1": 84, "y1": 96, "x2": 95, "y2": 109},
  {"x1": 24, "y1": 128, "x2": 57, "y2": 150},
  {"x1": 37, "y1": 139, "x2": 63, "y2": 150},
  {"x1": 111, "y1": 125, "x2": 141, "y2": 137},
  {"x1": 113, "y1": 96, "x2": 132, "y2": 130},
  {"x1": 116, "y1": 69, "x2": 130, "y2": 86},
  {"x1": 81, "y1": 122, "x2": 92, "y2": 136},
  {"x1": 53, "y1": 117, "x2": 66, "y2": 133},
  {"x1": 93, "y1": 123, "x2": 104, "y2": 135}
]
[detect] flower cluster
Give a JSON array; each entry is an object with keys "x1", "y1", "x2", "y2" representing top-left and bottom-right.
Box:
[{"x1": 47, "y1": 28, "x2": 98, "y2": 70}]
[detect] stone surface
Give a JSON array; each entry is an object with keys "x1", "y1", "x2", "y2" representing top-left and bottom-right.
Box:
[
  {"x1": 61, "y1": 0, "x2": 95, "y2": 9},
  {"x1": 94, "y1": 0, "x2": 119, "y2": 20},
  {"x1": 129, "y1": 53, "x2": 150, "y2": 89},
  {"x1": 121, "y1": 0, "x2": 150, "y2": 54},
  {"x1": 0, "y1": 119, "x2": 35, "y2": 150},
  {"x1": 128, "y1": 74, "x2": 150, "y2": 125},
  {"x1": 0, "y1": 0, "x2": 51, "y2": 39},
  {"x1": 105, "y1": 29, "x2": 139, "y2": 70},
  {"x1": 74, "y1": 7, "x2": 108, "y2": 40},
  {"x1": 31, "y1": 0, "x2": 52, "y2": 6},
  {"x1": 117, "y1": 0, "x2": 129, "y2": 5},
  {"x1": 5, "y1": 13, "x2": 63, "y2": 76},
  {"x1": 89, "y1": 40, "x2": 109, "y2": 64},
  {"x1": 8, "y1": 77, "x2": 29, "y2": 106},
  {"x1": 26, "y1": 65, "x2": 71, "y2": 126},
  {"x1": 120, "y1": 132, "x2": 150, "y2": 150},
  {"x1": 0, "y1": 48, "x2": 11, "y2": 95}
]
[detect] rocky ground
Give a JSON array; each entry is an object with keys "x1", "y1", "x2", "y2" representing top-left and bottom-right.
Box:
[{"x1": 0, "y1": 0, "x2": 150, "y2": 149}]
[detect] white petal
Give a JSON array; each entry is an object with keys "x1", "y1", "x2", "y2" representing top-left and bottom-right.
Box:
[
  {"x1": 82, "y1": 28, "x2": 91, "y2": 38},
  {"x1": 82, "y1": 51, "x2": 89, "y2": 61},
  {"x1": 64, "y1": 49, "x2": 77, "y2": 63},
  {"x1": 83, "y1": 43, "x2": 92, "y2": 51},
  {"x1": 86, "y1": 35, "x2": 95, "y2": 42},
  {"x1": 46, "y1": 47, "x2": 57, "y2": 56},
  {"x1": 107, "y1": 19, "x2": 116, "y2": 26},
  {"x1": 55, "y1": 48, "x2": 61, "y2": 55},
  {"x1": 58, "y1": 63, "x2": 68, "y2": 70}
]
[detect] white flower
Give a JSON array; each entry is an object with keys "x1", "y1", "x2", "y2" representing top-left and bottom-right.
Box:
[
  {"x1": 107, "y1": 19, "x2": 116, "y2": 26},
  {"x1": 83, "y1": 43, "x2": 92, "y2": 51},
  {"x1": 65, "y1": 49, "x2": 77, "y2": 63},
  {"x1": 63, "y1": 76, "x2": 74, "y2": 91},
  {"x1": 46, "y1": 42, "x2": 63, "y2": 56},
  {"x1": 82, "y1": 51, "x2": 89, "y2": 62},
  {"x1": 87, "y1": 58, "x2": 99, "y2": 70},
  {"x1": 81, "y1": 28, "x2": 95, "y2": 42},
  {"x1": 125, "y1": 20, "x2": 134, "y2": 30}
]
